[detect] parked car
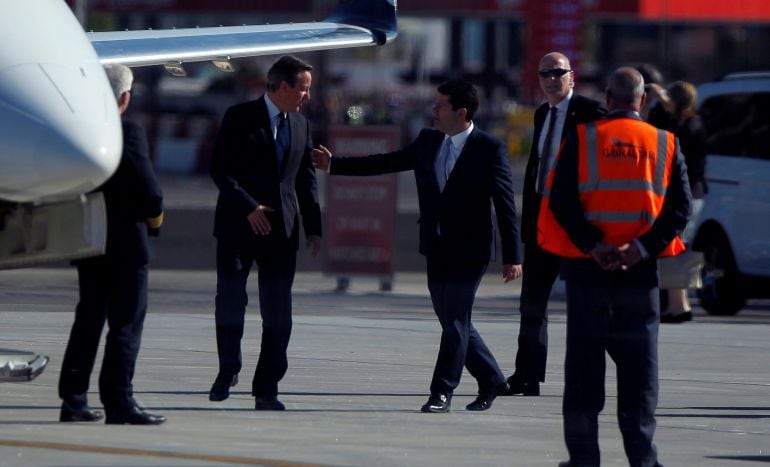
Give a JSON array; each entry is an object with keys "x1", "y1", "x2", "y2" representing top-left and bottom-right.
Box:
[{"x1": 685, "y1": 72, "x2": 770, "y2": 315}]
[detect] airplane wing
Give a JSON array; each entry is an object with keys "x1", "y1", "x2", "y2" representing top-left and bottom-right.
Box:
[{"x1": 89, "y1": 0, "x2": 398, "y2": 67}]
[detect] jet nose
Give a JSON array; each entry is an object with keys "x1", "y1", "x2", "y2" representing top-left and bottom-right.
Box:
[{"x1": 0, "y1": 62, "x2": 121, "y2": 202}]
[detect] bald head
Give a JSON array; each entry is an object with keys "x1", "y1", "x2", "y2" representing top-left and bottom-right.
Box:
[
  {"x1": 539, "y1": 52, "x2": 571, "y2": 70},
  {"x1": 606, "y1": 67, "x2": 646, "y2": 111},
  {"x1": 538, "y1": 52, "x2": 574, "y2": 105}
]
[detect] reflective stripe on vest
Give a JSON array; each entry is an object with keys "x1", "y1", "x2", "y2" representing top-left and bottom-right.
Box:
[{"x1": 537, "y1": 118, "x2": 686, "y2": 258}]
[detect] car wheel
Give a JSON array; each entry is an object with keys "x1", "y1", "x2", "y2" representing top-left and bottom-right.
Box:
[{"x1": 695, "y1": 231, "x2": 745, "y2": 315}]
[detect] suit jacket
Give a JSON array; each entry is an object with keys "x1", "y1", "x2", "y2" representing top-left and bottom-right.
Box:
[
  {"x1": 520, "y1": 94, "x2": 606, "y2": 245},
  {"x1": 210, "y1": 97, "x2": 322, "y2": 249},
  {"x1": 97, "y1": 119, "x2": 164, "y2": 266},
  {"x1": 330, "y1": 127, "x2": 521, "y2": 265},
  {"x1": 549, "y1": 111, "x2": 692, "y2": 286}
]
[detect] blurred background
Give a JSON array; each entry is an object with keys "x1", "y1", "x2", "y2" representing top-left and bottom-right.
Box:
[
  {"x1": 67, "y1": 0, "x2": 770, "y2": 170},
  {"x1": 62, "y1": 0, "x2": 770, "y2": 275}
]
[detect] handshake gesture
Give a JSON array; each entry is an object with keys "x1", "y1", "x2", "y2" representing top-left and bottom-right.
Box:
[{"x1": 589, "y1": 241, "x2": 643, "y2": 271}]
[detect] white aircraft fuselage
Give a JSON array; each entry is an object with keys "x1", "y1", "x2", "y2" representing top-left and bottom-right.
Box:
[{"x1": 0, "y1": 0, "x2": 121, "y2": 203}]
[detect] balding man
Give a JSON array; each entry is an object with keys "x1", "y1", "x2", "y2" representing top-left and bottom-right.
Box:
[
  {"x1": 541, "y1": 67, "x2": 691, "y2": 466},
  {"x1": 504, "y1": 52, "x2": 605, "y2": 397},
  {"x1": 58, "y1": 64, "x2": 166, "y2": 425}
]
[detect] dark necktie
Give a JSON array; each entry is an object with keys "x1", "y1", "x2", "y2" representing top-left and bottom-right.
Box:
[
  {"x1": 275, "y1": 112, "x2": 289, "y2": 165},
  {"x1": 537, "y1": 106, "x2": 559, "y2": 194},
  {"x1": 436, "y1": 138, "x2": 453, "y2": 192}
]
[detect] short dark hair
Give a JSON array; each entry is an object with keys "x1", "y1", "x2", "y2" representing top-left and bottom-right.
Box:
[
  {"x1": 266, "y1": 55, "x2": 313, "y2": 92},
  {"x1": 437, "y1": 80, "x2": 479, "y2": 121}
]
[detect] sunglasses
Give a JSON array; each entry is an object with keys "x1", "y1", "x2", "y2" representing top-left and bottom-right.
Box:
[{"x1": 538, "y1": 68, "x2": 572, "y2": 78}]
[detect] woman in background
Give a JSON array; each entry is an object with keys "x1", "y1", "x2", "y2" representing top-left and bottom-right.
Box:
[{"x1": 647, "y1": 80, "x2": 707, "y2": 322}]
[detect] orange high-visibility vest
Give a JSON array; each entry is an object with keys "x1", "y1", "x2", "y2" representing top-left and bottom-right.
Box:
[{"x1": 537, "y1": 118, "x2": 686, "y2": 258}]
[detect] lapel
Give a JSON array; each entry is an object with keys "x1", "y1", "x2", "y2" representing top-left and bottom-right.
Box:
[
  {"x1": 532, "y1": 103, "x2": 549, "y2": 152},
  {"x1": 281, "y1": 112, "x2": 299, "y2": 174},
  {"x1": 426, "y1": 131, "x2": 445, "y2": 193},
  {"x1": 248, "y1": 98, "x2": 274, "y2": 150},
  {"x1": 249, "y1": 97, "x2": 282, "y2": 174},
  {"x1": 533, "y1": 95, "x2": 577, "y2": 146},
  {"x1": 442, "y1": 127, "x2": 476, "y2": 193},
  {"x1": 561, "y1": 94, "x2": 578, "y2": 141}
]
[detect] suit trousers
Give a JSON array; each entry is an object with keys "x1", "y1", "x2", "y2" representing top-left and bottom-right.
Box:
[
  {"x1": 426, "y1": 252, "x2": 505, "y2": 396},
  {"x1": 214, "y1": 237, "x2": 296, "y2": 397},
  {"x1": 58, "y1": 257, "x2": 148, "y2": 413},
  {"x1": 514, "y1": 241, "x2": 561, "y2": 382},
  {"x1": 562, "y1": 280, "x2": 661, "y2": 467}
]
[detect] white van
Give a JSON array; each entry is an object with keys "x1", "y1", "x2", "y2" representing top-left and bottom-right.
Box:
[{"x1": 686, "y1": 72, "x2": 770, "y2": 315}]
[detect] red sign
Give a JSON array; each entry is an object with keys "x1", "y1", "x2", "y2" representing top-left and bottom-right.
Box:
[
  {"x1": 593, "y1": 0, "x2": 770, "y2": 21},
  {"x1": 324, "y1": 126, "x2": 400, "y2": 277}
]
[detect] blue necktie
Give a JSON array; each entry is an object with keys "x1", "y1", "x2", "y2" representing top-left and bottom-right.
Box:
[
  {"x1": 537, "y1": 106, "x2": 559, "y2": 194},
  {"x1": 436, "y1": 138, "x2": 454, "y2": 192},
  {"x1": 275, "y1": 112, "x2": 289, "y2": 165}
]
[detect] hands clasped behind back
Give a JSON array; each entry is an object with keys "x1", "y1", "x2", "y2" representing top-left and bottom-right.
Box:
[{"x1": 589, "y1": 241, "x2": 644, "y2": 271}]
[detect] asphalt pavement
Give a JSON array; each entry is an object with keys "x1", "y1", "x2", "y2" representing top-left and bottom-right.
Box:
[{"x1": 0, "y1": 268, "x2": 768, "y2": 466}]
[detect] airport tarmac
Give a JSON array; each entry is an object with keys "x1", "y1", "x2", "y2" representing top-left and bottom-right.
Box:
[{"x1": 1, "y1": 268, "x2": 769, "y2": 466}]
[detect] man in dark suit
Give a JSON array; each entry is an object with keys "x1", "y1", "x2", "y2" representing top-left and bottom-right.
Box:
[
  {"x1": 504, "y1": 52, "x2": 607, "y2": 396},
  {"x1": 58, "y1": 64, "x2": 166, "y2": 425},
  {"x1": 547, "y1": 67, "x2": 691, "y2": 467},
  {"x1": 209, "y1": 55, "x2": 322, "y2": 411},
  {"x1": 313, "y1": 80, "x2": 522, "y2": 413}
]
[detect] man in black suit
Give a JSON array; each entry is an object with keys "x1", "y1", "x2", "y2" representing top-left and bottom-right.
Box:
[
  {"x1": 313, "y1": 80, "x2": 522, "y2": 413},
  {"x1": 58, "y1": 64, "x2": 166, "y2": 425},
  {"x1": 209, "y1": 55, "x2": 322, "y2": 410},
  {"x1": 504, "y1": 52, "x2": 606, "y2": 397},
  {"x1": 547, "y1": 67, "x2": 691, "y2": 467}
]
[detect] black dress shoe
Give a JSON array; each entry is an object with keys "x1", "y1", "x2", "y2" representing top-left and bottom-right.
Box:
[
  {"x1": 661, "y1": 310, "x2": 693, "y2": 323},
  {"x1": 502, "y1": 373, "x2": 540, "y2": 396},
  {"x1": 60, "y1": 402, "x2": 104, "y2": 422},
  {"x1": 466, "y1": 395, "x2": 495, "y2": 411},
  {"x1": 420, "y1": 393, "x2": 451, "y2": 413},
  {"x1": 254, "y1": 396, "x2": 285, "y2": 411},
  {"x1": 105, "y1": 406, "x2": 166, "y2": 425},
  {"x1": 209, "y1": 373, "x2": 238, "y2": 402},
  {"x1": 466, "y1": 381, "x2": 508, "y2": 411}
]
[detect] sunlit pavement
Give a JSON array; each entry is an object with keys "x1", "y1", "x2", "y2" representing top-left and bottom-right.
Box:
[{"x1": 0, "y1": 268, "x2": 768, "y2": 466}]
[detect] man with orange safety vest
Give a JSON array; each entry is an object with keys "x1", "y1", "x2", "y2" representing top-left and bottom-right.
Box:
[{"x1": 542, "y1": 67, "x2": 691, "y2": 467}]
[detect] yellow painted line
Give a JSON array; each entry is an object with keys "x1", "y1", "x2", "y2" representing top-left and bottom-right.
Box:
[{"x1": 0, "y1": 439, "x2": 329, "y2": 466}]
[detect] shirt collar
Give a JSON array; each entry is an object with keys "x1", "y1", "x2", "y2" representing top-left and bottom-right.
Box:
[
  {"x1": 264, "y1": 93, "x2": 283, "y2": 121},
  {"x1": 608, "y1": 109, "x2": 642, "y2": 120},
  {"x1": 446, "y1": 121, "x2": 474, "y2": 151},
  {"x1": 552, "y1": 89, "x2": 573, "y2": 113}
]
